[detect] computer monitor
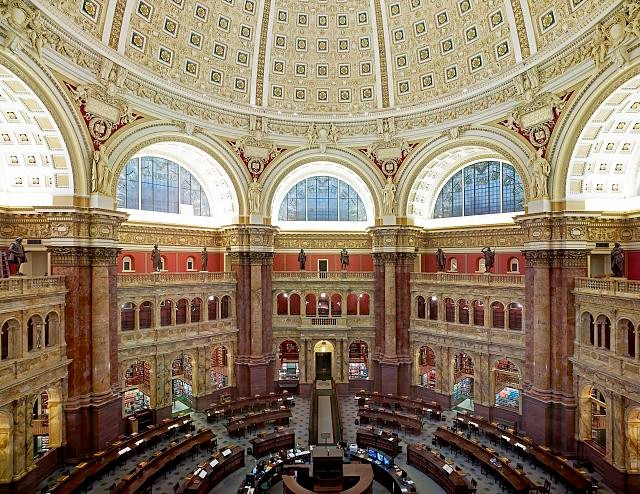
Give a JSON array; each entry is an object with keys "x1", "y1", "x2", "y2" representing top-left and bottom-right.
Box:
[
  {"x1": 383, "y1": 456, "x2": 391, "y2": 468},
  {"x1": 376, "y1": 452, "x2": 384, "y2": 462},
  {"x1": 368, "y1": 448, "x2": 376, "y2": 459}
]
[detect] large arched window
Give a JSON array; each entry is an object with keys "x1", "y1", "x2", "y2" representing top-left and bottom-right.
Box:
[
  {"x1": 278, "y1": 176, "x2": 367, "y2": 221},
  {"x1": 433, "y1": 161, "x2": 524, "y2": 218},
  {"x1": 117, "y1": 156, "x2": 211, "y2": 216}
]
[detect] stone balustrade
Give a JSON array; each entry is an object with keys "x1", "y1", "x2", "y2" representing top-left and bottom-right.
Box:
[
  {"x1": 574, "y1": 277, "x2": 640, "y2": 296},
  {"x1": 411, "y1": 318, "x2": 525, "y2": 350},
  {"x1": 117, "y1": 271, "x2": 236, "y2": 286},
  {"x1": 0, "y1": 276, "x2": 66, "y2": 299},
  {"x1": 272, "y1": 271, "x2": 374, "y2": 281},
  {"x1": 410, "y1": 272, "x2": 524, "y2": 286}
]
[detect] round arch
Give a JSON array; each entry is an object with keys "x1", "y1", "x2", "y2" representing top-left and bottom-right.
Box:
[
  {"x1": 397, "y1": 129, "x2": 531, "y2": 222},
  {"x1": 261, "y1": 147, "x2": 384, "y2": 224},
  {"x1": 107, "y1": 124, "x2": 247, "y2": 217}
]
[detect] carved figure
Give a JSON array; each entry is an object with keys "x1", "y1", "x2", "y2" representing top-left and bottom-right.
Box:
[
  {"x1": 611, "y1": 241, "x2": 625, "y2": 278},
  {"x1": 151, "y1": 245, "x2": 162, "y2": 272},
  {"x1": 436, "y1": 248, "x2": 446, "y2": 272},
  {"x1": 306, "y1": 124, "x2": 317, "y2": 148},
  {"x1": 91, "y1": 147, "x2": 112, "y2": 194},
  {"x1": 382, "y1": 176, "x2": 397, "y2": 215},
  {"x1": 328, "y1": 123, "x2": 340, "y2": 145},
  {"x1": 25, "y1": 10, "x2": 44, "y2": 58},
  {"x1": 248, "y1": 177, "x2": 262, "y2": 214},
  {"x1": 591, "y1": 24, "x2": 609, "y2": 69},
  {"x1": 340, "y1": 248, "x2": 349, "y2": 270},
  {"x1": 201, "y1": 247, "x2": 208, "y2": 271},
  {"x1": 529, "y1": 148, "x2": 551, "y2": 198},
  {"x1": 481, "y1": 247, "x2": 495, "y2": 273},
  {"x1": 298, "y1": 249, "x2": 307, "y2": 270},
  {"x1": 7, "y1": 236, "x2": 26, "y2": 274}
]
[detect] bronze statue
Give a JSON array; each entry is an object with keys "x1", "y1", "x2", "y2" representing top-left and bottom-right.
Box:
[
  {"x1": 7, "y1": 237, "x2": 26, "y2": 275},
  {"x1": 201, "y1": 247, "x2": 208, "y2": 271},
  {"x1": 340, "y1": 248, "x2": 349, "y2": 270},
  {"x1": 151, "y1": 245, "x2": 162, "y2": 272},
  {"x1": 611, "y1": 241, "x2": 624, "y2": 278},
  {"x1": 436, "y1": 248, "x2": 446, "y2": 272},
  {"x1": 298, "y1": 249, "x2": 307, "y2": 270},
  {"x1": 481, "y1": 247, "x2": 495, "y2": 273}
]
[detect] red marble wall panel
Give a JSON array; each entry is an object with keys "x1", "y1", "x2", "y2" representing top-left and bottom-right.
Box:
[
  {"x1": 420, "y1": 252, "x2": 524, "y2": 274},
  {"x1": 272, "y1": 253, "x2": 373, "y2": 271},
  {"x1": 117, "y1": 251, "x2": 224, "y2": 272}
]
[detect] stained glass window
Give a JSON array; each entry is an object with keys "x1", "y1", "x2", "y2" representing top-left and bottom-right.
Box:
[
  {"x1": 278, "y1": 176, "x2": 367, "y2": 221},
  {"x1": 117, "y1": 156, "x2": 211, "y2": 216},
  {"x1": 433, "y1": 161, "x2": 524, "y2": 218}
]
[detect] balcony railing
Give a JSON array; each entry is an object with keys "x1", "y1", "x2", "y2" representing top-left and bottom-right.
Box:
[
  {"x1": 574, "y1": 277, "x2": 640, "y2": 295},
  {"x1": 118, "y1": 271, "x2": 236, "y2": 286},
  {"x1": 0, "y1": 276, "x2": 66, "y2": 299},
  {"x1": 273, "y1": 271, "x2": 373, "y2": 280},
  {"x1": 410, "y1": 272, "x2": 524, "y2": 286}
]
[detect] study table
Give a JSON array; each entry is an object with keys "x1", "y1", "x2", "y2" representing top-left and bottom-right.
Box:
[
  {"x1": 282, "y1": 464, "x2": 374, "y2": 494},
  {"x1": 350, "y1": 448, "x2": 417, "y2": 494},
  {"x1": 176, "y1": 444, "x2": 245, "y2": 494},
  {"x1": 207, "y1": 393, "x2": 294, "y2": 421},
  {"x1": 355, "y1": 427, "x2": 402, "y2": 458},
  {"x1": 406, "y1": 443, "x2": 471, "y2": 494},
  {"x1": 45, "y1": 414, "x2": 193, "y2": 494},
  {"x1": 455, "y1": 413, "x2": 591, "y2": 493},
  {"x1": 114, "y1": 429, "x2": 214, "y2": 494},
  {"x1": 357, "y1": 406, "x2": 422, "y2": 434},
  {"x1": 250, "y1": 429, "x2": 295, "y2": 458},
  {"x1": 434, "y1": 427, "x2": 537, "y2": 494},
  {"x1": 356, "y1": 391, "x2": 443, "y2": 419},
  {"x1": 226, "y1": 407, "x2": 292, "y2": 436}
]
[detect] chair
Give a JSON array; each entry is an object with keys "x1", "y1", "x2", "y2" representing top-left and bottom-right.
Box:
[
  {"x1": 589, "y1": 477, "x2": 599, "y2": 493},
  {"x1": 538, "y1": 479, "x2": 551, "y2": 493}
]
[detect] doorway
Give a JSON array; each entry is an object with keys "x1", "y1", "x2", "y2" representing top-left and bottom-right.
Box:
[
  {"x1": 318, "y1": 259, "x2": 328, "y2": 279},
  {"x1": 316, "y1": 352, "x2": 332, "y2": 380}
]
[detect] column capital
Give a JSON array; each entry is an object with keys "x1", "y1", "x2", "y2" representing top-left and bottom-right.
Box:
[
  {"x1": 372, "y1": 251, "x2": 417, "y2": 265},
  {"x1": 523, "y1": 249, "x2": 589, "y2": 268},
  {"x1": 369, "y1": 225, "x2": 422, "y2": 254},
  {"x1": 222, "y1": 224, "x2": 277, "y2": 254},
  {"x1": 48, "y1": 246, "x2": 120, "y2": 266}
]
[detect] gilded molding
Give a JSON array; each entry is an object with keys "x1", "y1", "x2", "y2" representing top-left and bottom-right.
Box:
[
  {"x1": 107, "y1": 0, "x2": 126, "y2": 50},
  {"x1": 421, "y1": 226, "x2": 526, "y2": 250},
  {"x1": 275, "y1": 233, "x2": 371, "y2": 250},
  {"x1": 118, "y1": 223, "x2": 225, "y2": 248},
  {"x1": 254, "y1": 0, "x2": 271, "y2": 107},
  {"x1": 510, "y1": 0, "x2": 531, "y2": 58}
]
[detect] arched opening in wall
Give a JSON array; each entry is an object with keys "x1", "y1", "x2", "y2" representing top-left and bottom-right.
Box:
[
  {"x1": 458, "y1": 299, "x2": 469, "y2": 324},
  {"x1": 277, "y1": 293, "x2": 289, "y2": 315},
  {"x1": 508, "y1": 303, "x2": 522, "y2": 331},
  {"x1": 347, "y1": 293, "x2": 358, "y2": 315},
  {"x1": 123, "y1": 361, "x2": 151, "y2": 416},
  {"x1": 596, "y1": 315, "x2": 611, "y2": 350},
  {"x1": 122, "y1": 255, "x2": 134, "y2": 272},
  {"x1": 191, "y1": 297, "x2": 202, "y2": 323},
  {"x1": 494, "y1": 359, "x2": 521, "y2": 411},
  {"x1": 208, "y1": 296, "x2": 219, "y2": 320},
  {"x1": 290, "y1": 293, "x2": 301, "y2": 315},
  {"x1": 472, "y1": 300, "x2": 484, "y2": 326},
  {"x1": 359, "y1": 293, "x2": 370, "y2": 315},
  {"x1": 172, "y1": 354, "x2": 194, "y2": 414},
  {"x1": 278, "y1": 340, "x2": 299, "y2": 381},
  {"x1": 186, "y1": 256, "x2": 195, "y2": 271},
  {"x1": 44, "y1": 312, "x2": 59, "y2": 347},
  {"x1": 331, "y1": 293, "x2": 342, "y2": 317},
  {"x1": 584, "y1": 313, "x2": 595, "y2": 345},
  {"x1": 0, "y1": 412, "x2": 11, "y2": 482},
  {"x1": 176, "y1": 298, "x2": 188, "y2": 324},
  {"x1": 491, "y1": 302, "x2": 505, "y2": 329},
  {"x1": 221, "y1": 295, "x2": 231, "y2": 319},
  {"x1": 477, "y1": 258, "x2": 486, "y2": 274},
  {"x1": 305, "y1": 294, "x2": 317, "y2": 317},
  {"x1": 508, "y1": 257, "x2": 519, "y2": 273},
  {"x1": 121, "y1": 302, "x2": 136, "y2": 331},
  {"x1": 139, "y1": 301, "x2": 153, "y2": 329},
  {"x1": 416, "y1": 296, "x2": 426, "y2": 319},
  {"x1": 628, "y1": 408, "x2": 640, "y2": 471},
  {"x1": 449, "y1": 258, "x2": 458, "y2": 273},
  {"x1": 318, "y1": 293, "x2": 329, "y2": 317},
  {"x1": 160, "y1": 300, "x2": 173, "y2": 326},
  {"x1": 159, "y1": 256, "x2": 166, "y2": 271},
  {"x1": 0, "y1": 322, "x2": 9, "y2": 360},
  {"x1": 429, "y1": 296, "x2": 438, "y2": 320},
  {"x1": 27, "y1": 315, "x2": 43, "y2": 352},
  {"x1": 453, "y1": 352, "x2": 474, "y2": 411},
  {"x1": 349, "y1": 340, "x2": 369, "y2": 380},
  {"x1": 418, "y1": 346, "x2": 436, "y2": 389},
  {"x1": 618, "y1": 319, "x2": 636, "y2": 358},
  {"x1": 32, "y1": 391, "x2": 49, "y2": 459},
  {"x1": 211, "y1": 346, "x2": 229, "y2": 390},
  {"x1": 589, "y1": 387, "x2": 607, "y2": 452},
  {"x1": 444, "y1": 298, "x2": 455, "y2": 322}
]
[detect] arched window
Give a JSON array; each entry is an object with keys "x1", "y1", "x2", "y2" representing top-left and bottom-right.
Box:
[
  {"x1": 508, "y1": 257, "x2": 519, "y2": 273},
  {"x1": 221, "y1": 296, "x2": 231, "y2": 319},
  {"x1": 211, "y1": 346, "x2": 229, "y2": 389},
  {"x1": 418, "y1": 346, "x2": 436, "y2": 389},
  {"x1": 279, "y1": 340, "x2": 299, "y2": 380},
  {"x1": 491, "y1": 302, "x2": 505, "y2": 329},
  {"x1": 117, "y1": 156, "x2": 211, "y2": 216},
  {"x1": 429, "y1": 296, "x2": 438, "y2": 320},
  {"x1": 596, "y1": 316, "x2": 611, "y2": 350},
  {"x1": 176, "y1": 299, "x2": 188, "y2": 324},
  {"x1": 318, "y1": 293, "x2": 329, "y2": 317},
  {"x1": 449, "y1": 258, "x2": 458, "y2": 272},
  {"x1": 305, "y1": 294, "x2": 317, "y2": 317},
  {"x1": 494, "y1": 359, "x2": 521, "y2": 410},
  {"x1": 458, "y1": 299, "x2": 469, "y2": 324},
  {"x1": 121, "y1": 302, "x2": 136, "y2": 331},
  {"x1": 453, "y1": 352, "x2": 474, "y2": 407},
  {"x1": 590, "y1": 388, "x2": 607, "y2": 451},
  {"x1": 139, "y1": 301, "x2": 153, "y2": 329},
  {"x1": 1, "y1": 322, "x2": 11, "y2": 360},
  {"x1": 122, "y1": 255, "x2": 134, "y2": 272},
  {"x1": 32, "y1": 391, "x2": 49, "y2": 459},
  {"x1": 433, "y1": 161, "x2": 524, "y2": 218},
  {"x1": 27, "y1": 316, "x2": 42, "y2": 351},
  {"x1": 359, "y1": 293, "x2": 370, "y2": 316},
  {"x1": 445, "y1": 298, "x2": 455, "y2": 323},
  {"x1": 349, "y1": 340, "x2": 369, "y2": 379},
  {"x1": 124, "y1": 361, "x2": 151, "y2": 415},
  {"x1": 186, "y1": 256, "x2": 195, "y2": 271},
  {"x1": 620, "y1": 320, "x2": 636, "y2": 358},
  {"x1": 472, "y1": 300, "x2": 484, "y2": 326},
  {"x1": 277, "y1": 293, "x2": 289, "y2": 315},
  {"x1": 508, "y1": 303, "x2": 522, "y2": 331},
  {"x1": 44, "y1": 313, "x2": 58, "y2": 347},
  {"x1": 278, "y1": 176, "x2": 367, "y2": 221},
  {"x1": 191, "y1": 297, "x2": 202, "y2": 323},
  {"x1": 416, "y1": 296, "x2": 426, "y2": 319},
  {"x1": 160, "y1": 300, "x2": 173, "y2": 326},
  {"x1": 347, "y1": 293, "x2": 358, "y2": 315},
  {"x1": 290, "y1": 293, "x2": 301, "y2": 315},
  {"x1": 208, "y1": 296, "x2": 219, "y2": 320},
  {"x1": 330, "y1": 294, "x2": 342, "y2": 316}
]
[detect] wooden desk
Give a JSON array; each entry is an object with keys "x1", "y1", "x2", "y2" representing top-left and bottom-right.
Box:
[
  {"x1": 46, "y1": 415, "x2": 192, "y2": 494},
  {"x1": 356, "y1": 428, "x2": 402, "y2": 458},
  {"x1": 114, "y1": 429, "x2": 214, "y2": 494},
  {"x1": 176, "y1": 445, "x2": 245, "y2": 494},
  {"x1": 351, "y1": 449, "x2": 416, "y2": 494},
  {"x1": 357, "y1": 407, "x2": 422, "y2": 434},
  {"x1": 227, "y1": 407, "x2": 292, "y2": 436},
  {"x1": 207, "y1": 393, "x2": 293, "y2": 419},
  {"x1": 456, "y1": 414, "x2": 590, "y2": 493},
  {"x1": 357, "y1": 391, "x2": 442, "y2": 418},
  {"x1": 282, "y1": 464, "x2": 374, "y2": 494},
  {"x1": 251, "y1": 429, "x2": 295, "y2": 458},
  {"x1": 406, "y1": 443, "x2": 471, "y2": 494},
  {"x1": 434, "y1": 427, "x2": 536, "y2": 494}
]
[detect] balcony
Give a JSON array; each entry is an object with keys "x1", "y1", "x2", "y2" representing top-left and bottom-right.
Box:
[
  {"x1": 411, "y1": 272, "x2": 524, "y2": 286},
  {"x1": 273, "y1": 271, "x2": 373, "y2": 281},
  {"x1": 574, "y1": 277, "x2": 640, "y2": 297},
  {"x1": 411, "y1": 318, "x2": 525, "y2": 349},
  {"x1": 118, "y1": 271, "x2": 236, "y2": 287},
  {"x1": 0, "y1": 276, "x2": 66, "y2": 299}
]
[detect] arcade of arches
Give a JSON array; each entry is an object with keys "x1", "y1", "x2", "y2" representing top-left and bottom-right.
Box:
[{"x1": 1, "y1": 1, "x2": 640, "y2": 493}]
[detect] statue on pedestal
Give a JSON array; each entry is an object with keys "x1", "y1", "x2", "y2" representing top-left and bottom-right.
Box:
[
  {"x1": 248, "y1": 177, "x2": 262, "y2": 214},
  {"x1": 529, "y1": 148, "x2": 550, "y2": 199},
  {"x1": 298, "y1": 249, "x2": 307, "y2": 270},
  {"x1": 611, "y1": 241, "x2": 625, "y2": 278},
  {"x1": 201, "y1": 247, "x2": 208, "y2": 271},
  {"x1": 436, "y1": 248, "x2": 446, "y2": 272},
  {"x1": 382, "y1": 176, "x2": 397, "y2": 215},
  {"x1": 7, "y1": 237, "x2": 26, "y2": 275},
  {"x1": 481, "y1": 247, "x2": 495, "y2": 273},
  {"x1": 340, "y1": 248, "x2": 349, "y2": 271},
  {"x1": 151, "y1": 245, "x2": 162, "y2": 272}
]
